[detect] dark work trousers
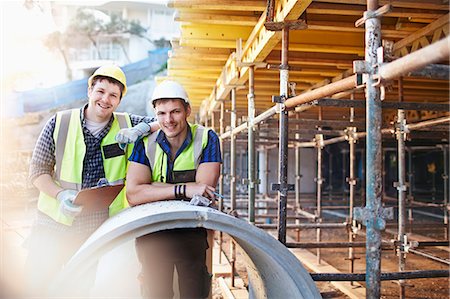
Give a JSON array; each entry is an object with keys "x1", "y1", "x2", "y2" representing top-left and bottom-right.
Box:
[{"x1": 135, "y1": 228, "x2": 211, "y2": 299}]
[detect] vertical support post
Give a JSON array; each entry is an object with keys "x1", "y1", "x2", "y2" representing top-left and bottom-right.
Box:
[
  {"x1": 348, "y1": 92, "x2": 357, "y2": 282},
  {"x1": 396, "y1": 78, "x2": 407, "y2": 299},
  {"x1": 407, "y1": 148, "x2": 414, "y2": 223},
  {"x1": 328, "y1": 151, "x2": 333, "y2": 200},
  {"x1": 218, "y1": 100, "x2": 225, "y2": 264},
  {"x1": 295, "y1": 135, "x2": 301, "y2": 242},
  {"x1": 230, "y1": 88, "x2": 237, "y2": 287},
  {"x1": 442, "y1": 145, "x2": 449, "y2": 240},
  {"x1": 261, "y1": 148, "x2": 269, "y2": 196},
  {"x1": 342, "y1": 150, "x2": 348, "y2": 195},
  {"x1": 362, "y1": 145, "x2": 366, "y2": 203},
  {"x1": 219, "y1": 101, "x2": 225, "y2": 212},
  {"x1": 364, "y1": 0, "x2": 383, "y2": 297},
  {"x1": 277, "y1": 27, "x2": 290, "y2": 244},
  {"x1": 211, "y1": 111, "x2": 216, "y2": 131},
  {"x1": 248, "y1": 66, "x2": 256, "y2": 224},
  {"x1": 295, "y1": 135, "x2": 301, "y2": 208},
  {"x1": 347, "y1": 126, "x2": 357, "y2": 281},
  {"x1": 315, "y1": 134, "x2": 324, "y2": 264}
]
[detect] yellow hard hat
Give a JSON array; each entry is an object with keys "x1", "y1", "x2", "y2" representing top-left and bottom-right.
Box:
[{"x1": 88, "y1": 65, "x2": 127, "y2": 98}]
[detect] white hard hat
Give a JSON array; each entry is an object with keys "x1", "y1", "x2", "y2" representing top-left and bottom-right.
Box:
[{"x1": 151, "y1": 80, "x2": 189, "y2": 106}]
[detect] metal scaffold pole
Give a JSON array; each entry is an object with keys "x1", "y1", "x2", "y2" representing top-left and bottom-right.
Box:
[
  {"x1": 315, "y1": 132, "x2": 324, "y2": 264},
  {"x1": 229, "y1": 88, "x2": 237, "y2": 286},
  {"x1": 218, "y1": 99, "x2": 225, "y2": 264},
  {"x1": 364, "y1": 0, "x2": 383, "y2": 297},
  {"x1": 276, "y1": 27, "x2": 290, "y2": 244},
  {"x1": 248, "y1": 66, "x2": 256, "y2": 224},
  {"x1": 396, "y1": 78, "x2": 407, "y2": 298}
]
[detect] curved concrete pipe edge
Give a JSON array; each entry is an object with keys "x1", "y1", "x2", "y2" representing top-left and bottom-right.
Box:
[{"x1": 53, "y1": 201, "x2": 321, "y2": 299}]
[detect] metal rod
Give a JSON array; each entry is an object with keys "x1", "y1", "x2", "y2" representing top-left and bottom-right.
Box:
[
  {"x1": 248, "y1": 66, "x2": 256, "y2": 224},
  {"x1": 408, "y1": 248, "x2": 450, "y2": 265},
  {"x1": 219, "y1": 101, "x2": 225, "y2": 213},
  {"x1": 365, "y1": 1, "x2": 383, "y2": 297},
  {"x1": 277, "y1": 27, "x2": 289, "y2": 244},
  {"x1": 230, "y1": 89, "x2": 237, "y2": 213},
  {"x1": 397, "y1": 78, "x2": 407, "y2": 299},
  {"x1": 218, "y1": 100, "x2": 225, "y2": 264},
  {"x1": 316, "y1": 133, "x2": 323, "y2": 264},
  {"x1": 348, "y1": 125, "x2": 357, "y2": 280},
  {"x1": 408, "y1": 63, "x2": 450, "y2": 80},
  {"x1": 407, "y1": 147, "x2": 414, "y2": 222},
  {"x1": 406, "y1": 116, "x2": 450, "y2": 131},
  {"x1": 229, "y1": 89, "x2": 237, "y2": 287},
  {"x1": 220, "y1": 106, "x2": 278, "y2": 139},
  {"x1": 265, "y1": 148, "x2": 270, "y2": 196},
  {"x1": 314, "y1": 98, "x2": 450, "y2": 111},
  {"x1": 443, "y1": 145, "x2": 449, "y2": 240},
  {"x1": 286, "y1": 241, "x2": 394, "y2": 249},
  {"x1": 285, "y1": 75, "x2": 357, "y2": 109},
  {"x1": 295, "y1": 137, "x2": 301, "y2": 209},
  {"x1": 311, "y1": 270, "x2": 450, "y2": 282},
  {"x1": 379, "y1": 36, "x2": 450, "y2": 81},
  {"x1": 258, "y1": 223, "x2": 348, "y2": 229},
  {"x1": 328, "y1": 151, "x2": 333, "y2": 200}
]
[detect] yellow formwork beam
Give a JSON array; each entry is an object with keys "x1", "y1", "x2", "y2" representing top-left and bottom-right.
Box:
[
  {"x1": 168, "y1": 60, "x2": 224, "y2": 71},
  {"x1": 168, "y1": 69, "x2": 222, "y2": 78},
  {"x1": 282, "y1": 43, "x2": 364, "y2": 55},
  {"x1": 175, "y1": 11, "x2": 259, "y2": 26},
  {"x1": 180, "y1": 24, "x2": 253, "y2": 41},
  {"x1": 179, "y1": 38, "x2": 239, "y2": 49},
  {"x1": 168, "y1": 0, "x2": 267, "y2": 12}
]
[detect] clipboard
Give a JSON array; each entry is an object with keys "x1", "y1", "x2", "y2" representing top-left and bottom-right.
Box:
[{"x1": 73, "y1": 184, "x2": 124, "y2": 213}]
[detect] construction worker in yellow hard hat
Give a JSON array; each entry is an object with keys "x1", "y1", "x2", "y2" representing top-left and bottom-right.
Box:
[
  {"x1": 25, "y1": 64, "x2": 158, "y2": 297},
  {"x1": 88, "y1": 64, "x2": 128, "y2": 98}
]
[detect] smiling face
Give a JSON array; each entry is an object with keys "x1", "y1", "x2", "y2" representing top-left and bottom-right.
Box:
[
  {"x1": 155, "y1": 98, "x2": 191, "y2": 142},
  {"x1": 85, "y1": 78, "x2": 122, "y2": 123}
]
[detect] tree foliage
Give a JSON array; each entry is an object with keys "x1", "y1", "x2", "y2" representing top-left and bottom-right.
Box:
[{"x1": 43, "y1": 6, "x2": 169, "y2": 78}]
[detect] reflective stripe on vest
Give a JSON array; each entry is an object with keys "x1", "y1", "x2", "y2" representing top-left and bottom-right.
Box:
[
  {"x1": 145, "y1": 124, "x2": 209, "y2": 183},
  {"x1": 37, "y1": 109, "x2": 132, "y2": 225}
]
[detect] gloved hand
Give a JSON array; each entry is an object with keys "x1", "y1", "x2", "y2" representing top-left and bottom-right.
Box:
[
  {"x1": 189, "y1": 194, "x2": 212, "y2": 207},
  {"x1": 56, "y1": 189, "x2": 82, "y2": 218},
  {"x1": 115, "y1": 122, "x2": 151, "y2": 150}
]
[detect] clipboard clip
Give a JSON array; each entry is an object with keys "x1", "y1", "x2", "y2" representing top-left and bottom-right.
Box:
[{"x1": 97, "y1": 178, "x2": 110, "y2": 187}]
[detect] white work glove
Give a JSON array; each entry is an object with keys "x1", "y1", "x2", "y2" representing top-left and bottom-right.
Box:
[
  {"x1": 189, "y1": 194, "x2": 212, "y2": 207},
  {"x1": 115, "y1": 122, "x2": 151, "y2": 150},
  {"x1": 56, "y1": 189, "x2": 82, "y2": 218}
]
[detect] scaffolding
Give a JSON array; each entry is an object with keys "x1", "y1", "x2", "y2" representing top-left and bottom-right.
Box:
[{"x1": 166, "y1": 0, "x2": 450, "y2": 298}]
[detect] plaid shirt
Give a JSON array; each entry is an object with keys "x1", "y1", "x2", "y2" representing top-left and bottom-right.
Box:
[
  {"x1": 129, "y1": 124, "x2": 222, "y2": 183},
  {"x1": 29, "y1": 104, "x2": 154, "y2": 234}
]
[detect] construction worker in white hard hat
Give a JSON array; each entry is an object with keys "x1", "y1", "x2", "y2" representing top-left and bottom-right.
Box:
[
  {"x1": 126, "y1": 80, "x2": 222, "y2": 298},
  {"x1": 25, "y1": 64, "x2": 158, "y2": 297}
]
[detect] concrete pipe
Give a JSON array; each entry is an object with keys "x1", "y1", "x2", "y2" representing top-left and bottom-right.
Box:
[{"x1": 53, "y1": 201, "x2": 321, "y2": 298}]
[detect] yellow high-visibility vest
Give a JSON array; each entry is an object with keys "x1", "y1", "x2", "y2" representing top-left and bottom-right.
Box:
[
  {"x1": 144, "y1": 124, "x2": 209, "y2": 184},
  {"x1": 37, "y1": 109, "x2": 133, "y2": 225}
]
